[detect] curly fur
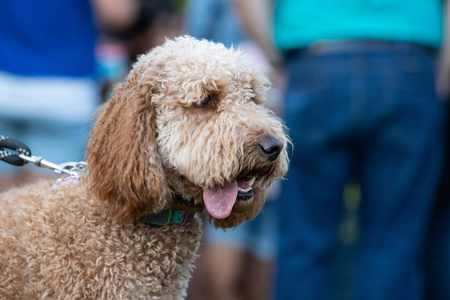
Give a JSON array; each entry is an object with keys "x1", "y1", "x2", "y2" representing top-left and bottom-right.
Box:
[{"x1": 0, "y1": 36, "x2": 289, "y2": 299}]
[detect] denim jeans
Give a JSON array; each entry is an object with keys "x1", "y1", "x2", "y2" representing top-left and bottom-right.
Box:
[{"x1": 275, "y1": 41, "x2": 446, "y2": 300}]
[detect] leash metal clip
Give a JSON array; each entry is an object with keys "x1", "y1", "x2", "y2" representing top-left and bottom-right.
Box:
[{"x1": 17, "y1": 154, "x2": 86, "y2": 177}]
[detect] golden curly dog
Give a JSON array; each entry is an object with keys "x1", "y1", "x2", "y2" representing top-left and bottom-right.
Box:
[{"x1": 0, "y1": 36, "x2": 289, "y2": 299}]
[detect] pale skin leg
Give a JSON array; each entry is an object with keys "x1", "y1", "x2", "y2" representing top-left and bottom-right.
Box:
[
  {"x1": 204, "y1": 245, "x2": 245, "y2": 300},
  {"x1": 201, "y1": 245, "x2": 275, "y2": 300},
  {"x1": 241, "y1": 253, "x2": 275, "y2": 300}
]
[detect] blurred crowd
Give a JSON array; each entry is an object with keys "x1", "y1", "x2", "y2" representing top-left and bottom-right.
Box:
[{"x1": 1, "y1": 0, "x2": 450, "y2": 299}]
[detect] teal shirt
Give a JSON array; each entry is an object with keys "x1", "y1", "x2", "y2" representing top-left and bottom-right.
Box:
[{"x1": 274, "y1": 0, "x2": 444, "y2": 51}]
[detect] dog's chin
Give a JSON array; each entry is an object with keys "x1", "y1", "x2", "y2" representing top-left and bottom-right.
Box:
[
  {"x1": 167, "y1": 167, "x2": 274, "y2": 229},
  {"x1": 209, "y1": 187, "x2": 266, "y2": 229}
]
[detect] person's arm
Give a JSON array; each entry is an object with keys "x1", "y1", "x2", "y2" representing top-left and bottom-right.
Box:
[
  {"x1": 233, "y1": 0, "x2": 282, "y2": 68},
  {"x1": 437, "y1": 0, "x2": 450, "y2": 98},
  {"x1": 90, "y1": 0, "x2": 138, "y2": 31}
]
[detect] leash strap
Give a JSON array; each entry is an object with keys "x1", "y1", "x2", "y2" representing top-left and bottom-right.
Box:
[{"x1": 0, "y1": 135, "x2": 32, "y2": 166}]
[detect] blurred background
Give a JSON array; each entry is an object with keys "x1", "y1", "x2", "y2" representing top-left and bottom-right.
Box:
[{"x1": 1, "y1": 1, "x2": 450, "y2": 300}]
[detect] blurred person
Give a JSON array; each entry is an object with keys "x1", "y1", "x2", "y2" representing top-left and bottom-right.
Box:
[
  {"x1": 127, "y1": 0, "x2": 183, "y2": 63},
  {"x1": 185, "y1": 1, "x2": 283, "y2": 299},
  {"x1": 96, "y1": 0, "x2": 183, "y2": 102},
  {"x1": 425, "y1": 7, "x2": 450, "y2": 294},
  {"x1": 0, "y1": 0, "x2": 137, "y2": 191},
  {"x1": 235, "y1": 0, "x2": 449, "y2": 299},
  {"x1": 425, "y1": 5, "x2": 450, "y2": 300}
]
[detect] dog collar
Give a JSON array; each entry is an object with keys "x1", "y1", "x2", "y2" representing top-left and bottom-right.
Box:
[{"x1": 141, "y1": 208, "x2": 196, "y2": 228}]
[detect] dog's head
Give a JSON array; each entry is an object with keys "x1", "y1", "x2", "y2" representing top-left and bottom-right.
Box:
[{"x1": 87, "y1": 36, "x2": 289, "y2": 229}]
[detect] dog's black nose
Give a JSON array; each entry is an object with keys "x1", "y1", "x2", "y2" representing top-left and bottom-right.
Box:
[{"x1": 258, "y1": 136, "x2": 283, "y2": 162}]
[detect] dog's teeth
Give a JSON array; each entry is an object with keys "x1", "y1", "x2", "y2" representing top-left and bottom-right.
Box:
[
  {"x1": 238, "y1": 186, "x2": 252, "y2": 193},
  {"x1": 238, "y1": 177, "x2": 256, "y2": 193}
]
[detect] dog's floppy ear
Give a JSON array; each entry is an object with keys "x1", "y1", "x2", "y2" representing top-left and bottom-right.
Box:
[{"x1": 86, "y1": 80, "x2": 172, "y2": 221}]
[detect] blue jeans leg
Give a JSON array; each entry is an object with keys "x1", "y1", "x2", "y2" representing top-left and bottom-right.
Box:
[
  {"x1": 275, "y1": 43, "x2": 446, "y2": 300},
  {"x1": 354, "y1": 47, "x2": 446, "y2": 300},
  {"x1": 276, "y1": 132, "x2": 350, "y2": 300},
  {"x1": 276, "y1": 51, "x2": 353, "y2": 300},
  {"x1": 356, "y1": 89, "x2": 445, "y2": 300}
]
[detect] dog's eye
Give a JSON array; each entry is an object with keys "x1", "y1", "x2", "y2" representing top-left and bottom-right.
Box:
[{"x1": 199, "y1": 94, "x2": 216, "y2": 108}]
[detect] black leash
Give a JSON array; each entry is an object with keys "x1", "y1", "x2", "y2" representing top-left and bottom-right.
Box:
[{"x1": 0, "y1": 135, "x2": 32, "y2": 166}]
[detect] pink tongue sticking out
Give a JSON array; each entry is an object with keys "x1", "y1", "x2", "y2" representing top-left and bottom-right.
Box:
[{"x1": 203, "y1": 181, "x2": 238, "y2": 219}]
